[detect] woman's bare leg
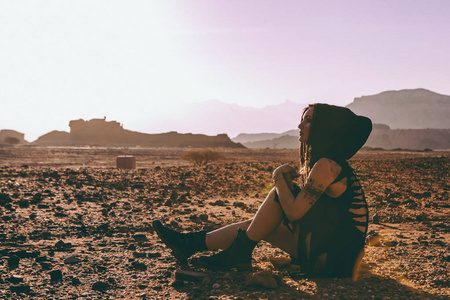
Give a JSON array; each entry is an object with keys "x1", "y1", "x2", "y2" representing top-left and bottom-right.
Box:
[
  {"x1": 206, "y1": 188, "x2": 299, "y2": 257},
  {"x1": 246, "y1": 188, "x2": 284, "y2": 241},
  {"x1": 206, "y1": 219, "x2": 252, "y2": 250}
]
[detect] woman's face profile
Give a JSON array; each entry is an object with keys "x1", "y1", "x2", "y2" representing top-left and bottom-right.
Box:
[{"x1": 298, "y1": 107, "x2": 314, "y2": 143}]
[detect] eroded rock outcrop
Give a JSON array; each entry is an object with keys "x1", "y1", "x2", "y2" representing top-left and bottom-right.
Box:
[
  {"x1": 0, "y1": 130, "x2": 29, "y2": 146},
  {"x1": 33, "y1": 118, "x2": 243, "y2": 148}
]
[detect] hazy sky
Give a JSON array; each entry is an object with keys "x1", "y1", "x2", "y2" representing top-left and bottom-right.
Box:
[{"x1": 1, "y1": 0, "x2": 449, "y2": 141}]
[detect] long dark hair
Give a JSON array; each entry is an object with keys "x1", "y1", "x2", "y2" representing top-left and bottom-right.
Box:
[{"x1": 299, "y1": 104, "x2": 316, "y2": 183}]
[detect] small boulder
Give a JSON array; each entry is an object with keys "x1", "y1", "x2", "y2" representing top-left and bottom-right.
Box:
[
  {"x1": 245, "y1": 270, "x2": 280, "y2": 289},
  {"x1": 64, "y1": 256, "x2": 82, "y2": 264},
  {"x1": 49, "y1": 269, "x2": 63, "y2": 281},
  {"x1": 92, "y1": 281, "x2": 110, "y2": 292}
]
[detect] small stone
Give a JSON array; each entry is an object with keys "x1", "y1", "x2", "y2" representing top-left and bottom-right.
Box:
[
  {"x1": 49, "y1": 269, "x2": 63, "y2": 281},
  {"x1": 10, "y1": 284, "x2": 31, "y2": 294},
  {"x1": 199, "y1": 213, "x2": 209, "y2": 221},
  {"x1": 366, "y1": 233, "x2": 382, "y2": 247},
  {"x1": 131, "y1": 261, "x2": 147, "y2": 271},
  {"x1": 40, "y1": 262, "x2": 52, "y2": 270},
  {"x1": 245, "y1": 270, "x2": 279, "y2": 289},
  {"x1": 212, "y1": 283, "x2": 221, "y2": 289},
  {"x1": 372, "y1": 213, "x2": 380, "y2": 224},
  {"x1": 8, "y1": 255, "x2": 20, "y2": 269},
  {"x1": 269, "y1": 256, "x2": 292, "y2": 268},
  {"x1": 133, "y1": 251, "x2": 147, "y2": 258},
  {"x1": 64, "y1": 256, "x2": 82, "y2": 264},
  {"x1": 384, "y1": 240, "x2": 398, "y2": 247},
  {"x1": 92, "y1": 281, "x2": 110, "y2": 291},
  {"x1": 175, "y1": 269, "x2": 207, "y2": 283},
  {"x1": 147, "y1": 252, "x2": 162, "y2": 258},
  {"x1": 133, "y1": 233, "x2": 148, "y2": 242},
  {"x1": 6, "y1": 275, "x2": 24, "y2": 284}
]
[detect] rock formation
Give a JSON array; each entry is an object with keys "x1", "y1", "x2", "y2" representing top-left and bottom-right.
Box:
[
  {"x1": 33, "y1": 118, "x2": 243, "y2": 148},
  {"x1": 0, "y1": 130, "x2": 29, "y2": 146}
]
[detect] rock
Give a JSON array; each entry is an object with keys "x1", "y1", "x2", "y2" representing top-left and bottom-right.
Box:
[
  {"x1": 199, "y1": 213, "x2": 209, "y2": 221},
  {"x1": 6, "y1": 275, "x2": 24, "y2": 284},
  {"x1": 133, "y1": 251, "x2": 147, "y2": 258},
  {"x1": 212, "y1": 200, "x2": 226, "y2": 206},
  {"x1": 8, "y1": 255, "x2": 20, "y2": 269},
  {"x1": 92, "y1": 281, "x2": 110, "y2": 292},
  {"x1": 212, "y1": 283, "x2": 221, "y2": 289},
  {"x1": 10, "y1": 284, "x2": 31, "y2": 294},
  {"x1": 372, "y1": 213, "x2": 380, "y2": 224},
  {"x1": 384, "y1": 240, "x2": 398, "y2": 247},
  {"x1": 366, "y1": 232, "x2": 382, "y2": 247},
  {"x1": 40, "y1": 262, "x2": 52, "y2": 270},
  {"x1": 64, "y1": 256, "x2": 82, "y2": 264},
  {"x1": 133, "y1": 233, "x2": 147, "y2": 242},
  {"x1": 147, "y1": 252, "x2": 162, "y2": 258},
  {"x1": 131, "y1": 261, "x2": 147, "y2": 271},
  {"x1": 174, "y1": 269, "x2": 207, "y2": 283},
  {"x1": 269, "y1": 256, "x2": 292, "y2": 268},
  {"x1": 245, "y1": 270, "x2": 280, "y2": 289},
  {"x1": 0, "y1": 193, "x2": 12, "y2": 206},
  {"x1": 49, "y1": 270, "x2": 63, "y2": 281},
  {"x1": 54, "y1": 240, "x2": 71, "y2": 250}
]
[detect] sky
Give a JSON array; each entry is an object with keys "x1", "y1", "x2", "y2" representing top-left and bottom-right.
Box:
[{"x1": 1, "y1": 0, "x2": 449, "y2": 141}]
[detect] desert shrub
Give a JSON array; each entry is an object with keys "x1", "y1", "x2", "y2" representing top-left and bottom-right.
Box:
[
  {"x1": 182, "y1": 149, "x2": 223, "y2": 166},
  {"x1": 5, "y1": 136, "x2": 20, "y2": 145}
]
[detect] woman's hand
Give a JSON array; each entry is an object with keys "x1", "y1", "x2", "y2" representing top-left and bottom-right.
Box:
[
  {"x1": 272, "y1": 164, "x2": 296, "y2": 177},
  {"x1": 273, "y1": 164, "x2": 299, "y2": 190}
]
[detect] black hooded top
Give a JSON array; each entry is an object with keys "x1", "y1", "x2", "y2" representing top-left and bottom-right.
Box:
[{"x1": 308, "y1": 104, "x2": 372, "y2": 165}]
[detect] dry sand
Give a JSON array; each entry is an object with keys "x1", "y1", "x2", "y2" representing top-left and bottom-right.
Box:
[{"x1": 0, "y1": 147, "x2": 448, "y2": 299}]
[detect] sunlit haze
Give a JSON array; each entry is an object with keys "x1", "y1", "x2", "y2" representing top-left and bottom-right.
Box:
[{"x1": 1, "y1": 0, "x2": 449, "y2": 141}]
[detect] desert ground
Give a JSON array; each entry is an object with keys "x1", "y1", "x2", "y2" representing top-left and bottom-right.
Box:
[{"x1": 0, "y1": 146, "x2": 448, "y2": 299}]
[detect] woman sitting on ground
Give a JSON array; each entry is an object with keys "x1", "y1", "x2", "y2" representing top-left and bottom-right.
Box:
[{"x1": 154, "y1": 103, "x2": 372, "y2": 278}]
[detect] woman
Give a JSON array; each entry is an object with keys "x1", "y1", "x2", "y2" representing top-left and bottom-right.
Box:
[{"x1": 153, "y1": 103, "x2": 372, "y2": 278}]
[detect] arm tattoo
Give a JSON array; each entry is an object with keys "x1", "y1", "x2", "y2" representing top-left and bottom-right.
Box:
[{"x1": 302, "y1": 178, "x2": 325, "y2": 206}]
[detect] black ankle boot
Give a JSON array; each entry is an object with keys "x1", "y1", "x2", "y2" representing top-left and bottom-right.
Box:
[
  {"x1": 153, "y1": 220, "x2": 207, "y2": 264},
  {"x1": 197, "y1": 229, "x2": 257, "y2": 271}
]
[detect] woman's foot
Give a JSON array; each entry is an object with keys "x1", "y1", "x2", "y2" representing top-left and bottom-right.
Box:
[{"x1": 153, "y1": 220, "x2": 207, "y2": 264}]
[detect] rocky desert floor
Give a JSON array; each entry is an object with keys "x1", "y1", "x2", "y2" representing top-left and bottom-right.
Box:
[{"x1": 0, "y1": 146, "x2": 448, "y2": 299}]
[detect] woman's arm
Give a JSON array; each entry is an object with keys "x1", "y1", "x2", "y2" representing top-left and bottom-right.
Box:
[{"x1": 274, "y1": 158, "x2": 342, "y2": 221}]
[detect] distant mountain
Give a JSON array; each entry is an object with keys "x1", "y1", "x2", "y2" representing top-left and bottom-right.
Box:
[
  {"x1": 237, "y1": 124, "x2": 450, "y2": 150},
  {"x1": 151, "y1": 100, "x2": 307, "y2": 138},
  {"x1": 33, "y1": 118, "x2": 244, "y2": 148},
  {"x1": 0, "y1": 130, "x2": 29, "y2": 146},
  {"x1": 346, "y1": 88, "x2": 450, "y2": 129},
  {"x1": 236, "y1": 88, "x2": 450, "y2": 150},
  {"x1": 232, "y1": 130, "x2": 297, "y2": 144},
  {"x1": 365, "y1": 124, "x2": 450, "y2": 150},
  {"x1": 243, "y1": 134, "x2": 300, "y2": 149}
]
